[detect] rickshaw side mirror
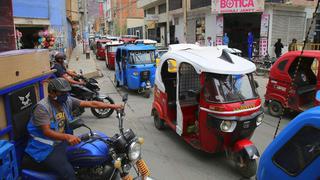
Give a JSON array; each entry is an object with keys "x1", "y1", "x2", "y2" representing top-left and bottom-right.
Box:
[
  {"x1": 316, "y1": 90, "x2": 320, "y2": 102},
  {"x1": 254, "y1": 80, "x2": 259, "y2": 88}
]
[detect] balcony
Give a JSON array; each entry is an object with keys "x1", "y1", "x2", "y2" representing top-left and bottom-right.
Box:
[{"x1": 137, "y1": 0, "x2": 158, "y2": 8}]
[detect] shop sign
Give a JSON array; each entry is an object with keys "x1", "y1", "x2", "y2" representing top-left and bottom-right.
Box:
[
  {"x1": 212, "y1": 0, "x2": 264, "y2": 14},
  {"x1": 147, "y1": 21, "x2": 156, "y2": 29},
  {"x1": 260, "y1": 14, "x2": 269, "y2": 37},
  {"x1": 146, "y1": 14, "x2": 159, "y2": 21}
]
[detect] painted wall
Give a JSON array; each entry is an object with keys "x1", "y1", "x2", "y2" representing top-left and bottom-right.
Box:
[{"x1": 13, "y1": 0, "x2": 49, "y2": 18}]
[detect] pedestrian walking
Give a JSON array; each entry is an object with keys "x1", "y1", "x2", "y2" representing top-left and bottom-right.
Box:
[
  {"x1": 248, "y1": 32, "x2": 254, "y2": 60},
  {"x1": 274, "y1": 39, "x2": 284, "y2": 58},
  {"x1": 207, "y1": 36, "x2": 214, "y2": 46},
  {"x1": 175, "y1": 37, "x2": 179, "y2": 44},
  {"x1": 223, "y1": 33, "x2": 229, "y2": 46},
  {"x1": 288, "y1": 39, "x2": 298, "y2": 51}
]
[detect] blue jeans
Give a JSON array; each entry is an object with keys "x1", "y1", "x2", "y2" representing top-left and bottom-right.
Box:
[{"x1": 42, "y1": 142, "x2": 76, "y2": 180}]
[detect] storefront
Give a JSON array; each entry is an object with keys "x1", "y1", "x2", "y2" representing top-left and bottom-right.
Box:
[{"x1": 212, "y1": 0, "x2": 265, "y2": 57}]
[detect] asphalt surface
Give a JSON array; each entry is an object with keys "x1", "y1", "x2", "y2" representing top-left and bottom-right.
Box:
[{"x1": 75, "y1": 60, "x2": 294, "y2": 180}]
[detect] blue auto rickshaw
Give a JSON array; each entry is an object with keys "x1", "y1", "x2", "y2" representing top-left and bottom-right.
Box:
[
  {"x1": 257, "y1": 91, "x2": 320, "y2": 180},
  {"x1": 114, "y1": 44, "x2": 156, "y2": 98}
]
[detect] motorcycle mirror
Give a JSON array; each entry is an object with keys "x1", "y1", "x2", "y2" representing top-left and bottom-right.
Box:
[
  {"x1": 69, "y1": 119, "x2": 85, "y2": 130},
  {"x1": 122, "y1": 94, "x2": 128, "y2": 102},
  {"x1": 316, "y1": 90, "x2": 320, "y2": 102}
]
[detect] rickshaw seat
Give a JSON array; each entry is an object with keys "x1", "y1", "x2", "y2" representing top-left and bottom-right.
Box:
[{"x1": 296, "y1": 85, "x2": 315, "y2": 95}]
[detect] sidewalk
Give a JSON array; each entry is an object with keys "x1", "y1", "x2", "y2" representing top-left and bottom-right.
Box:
[{"x1": 67, "y1": 45, "x2": 101, "y2": 78}]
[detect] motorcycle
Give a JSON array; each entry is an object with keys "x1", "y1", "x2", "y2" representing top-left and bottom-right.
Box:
[
  {"x1": 71, "y1": 75, "x2": 115, "y2": 118},
  {"x1": 22, "y1": 94, "x2": 153, "y2": 180}
]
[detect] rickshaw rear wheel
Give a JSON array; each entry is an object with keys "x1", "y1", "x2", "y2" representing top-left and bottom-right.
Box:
[
  {"x1": 153, "y1": 110, "x2": 165, "y2": 130},
  {"x1": 268, "y1": 100, "x2": 283, "y2": 117},
  {"x1": 236, "y1": 158, "x2": 257, "y2": 178}
]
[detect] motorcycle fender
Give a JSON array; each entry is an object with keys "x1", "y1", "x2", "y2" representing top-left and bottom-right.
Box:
[{"x1": 233, "y1": 139, "x2": 260, "y2": 160}]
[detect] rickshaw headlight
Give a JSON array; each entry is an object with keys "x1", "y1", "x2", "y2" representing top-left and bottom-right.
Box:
[
  {"x1": 256, "y1": 114, "x2": 264, "y2": 126},
  {"x1": 220, "y1": 120, "x2": 237, "y2": 132},
  {"x1": 133, "y1": 71, "x2": 139, "y2": 76}
]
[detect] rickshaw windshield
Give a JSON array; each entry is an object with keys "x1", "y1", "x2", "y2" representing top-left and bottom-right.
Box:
[
  {"x1": 129, "y1": 51, "x2": 155, "y2": 64},
  {"x1": 204, "y1": 73, "x2": 258, "y2": 103}
]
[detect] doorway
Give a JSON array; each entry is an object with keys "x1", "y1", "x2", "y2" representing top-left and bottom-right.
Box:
[{"x1": 223, "y1": 13, "x2": 261, "y2": 56}]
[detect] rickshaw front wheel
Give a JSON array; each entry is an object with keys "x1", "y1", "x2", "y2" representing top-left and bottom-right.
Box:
[
  {"x1": 153, "y1": 110, "x2": 165, "y2": 130},
  {"x1": 268, "y1": 100, "x2": 283, "y2": 117},
  {"x1": 236, "y1": 158, "x2": 257, "y2": 178}
]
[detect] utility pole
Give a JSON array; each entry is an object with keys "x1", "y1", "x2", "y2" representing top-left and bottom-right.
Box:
[
  {"x1": 166, "y1": 0, "x2": 170, "y2": 45},
  {"x1": 183, "y1": 0, "x2": 188, "y2": 43},
  {"x1": 119, "y1": 0, "x2": 122, "y2": 36}
]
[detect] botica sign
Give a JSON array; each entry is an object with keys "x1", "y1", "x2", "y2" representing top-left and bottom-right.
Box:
[{"x1": 212, "y1": 0, "x2": 264, "y2": 14}]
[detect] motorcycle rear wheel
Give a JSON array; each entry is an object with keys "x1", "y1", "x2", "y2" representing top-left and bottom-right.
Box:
[{"x1": 91, "y1": 97, "x2": 115, "y2": 118}]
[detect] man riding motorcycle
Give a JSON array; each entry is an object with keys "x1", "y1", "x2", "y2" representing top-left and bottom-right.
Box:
[
  {"x1": 52, "y1": 52, "x2": 84, "y2": 85},
  {"x1": 22, "y1": 78, "x2": 123, "y2": 180}
]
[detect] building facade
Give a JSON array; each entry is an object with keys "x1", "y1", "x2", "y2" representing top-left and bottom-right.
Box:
[
  {"x1": 139, "y1": 0, "x2": 317, "y2": 57},
  {"x1": 12, "y1": 0, "x2": 73, "y2": 54}
]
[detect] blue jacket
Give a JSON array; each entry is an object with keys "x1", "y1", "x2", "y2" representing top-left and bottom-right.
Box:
[{"x1": 25, "y1": 97, "x2": 73, "y2": 162}]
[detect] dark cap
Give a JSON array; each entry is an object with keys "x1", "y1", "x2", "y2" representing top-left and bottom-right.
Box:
[{"x1": 48, "y1": 78, "x2": 71, "y2": 93}]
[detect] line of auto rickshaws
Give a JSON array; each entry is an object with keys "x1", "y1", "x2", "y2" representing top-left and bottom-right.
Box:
[{"x1": 90, "y1": 35, "x2": 320, "y2": 179}]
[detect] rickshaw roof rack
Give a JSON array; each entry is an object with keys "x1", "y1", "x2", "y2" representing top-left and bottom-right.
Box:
[{"x1": 163, "y1": 44, "x2": 256, "y2": 75}]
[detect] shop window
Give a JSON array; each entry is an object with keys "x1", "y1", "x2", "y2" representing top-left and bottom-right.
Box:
[
  {"x1": 179, "y1": 63, "x2": 200, "y2": 103},
  {"x1": 272, "y1": 126, "x2": 320, "y2": 176},
  {"x1": 146, "y1": 7, "x2": 155, "y2": 15},
  {"x1": 190, "y1": 0, "x2": 211, "y2": 9},
  {"x1": 169, "y1": 0, "x2": 182, "y2": 11},
  {"x1": 159, "y1": 3, "x2": 166, "y2": 14},
  {"x1": 277, "y1": 59, "x2": 288, "y2": 71}
]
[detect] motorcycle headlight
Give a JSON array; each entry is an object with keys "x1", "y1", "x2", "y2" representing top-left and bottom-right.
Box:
[
  {"x1": 128, "y1": 142, "x2": 141, "y2": 161},
  {"x1": 220, "y1": 120, "x2": 237, "y2": 132},
  {"x1": 133, "y1": 71, "x2": 139, "y2": 76},
  {"x1": 256, "y1": 114, "x2": 264, "y2": 126}
]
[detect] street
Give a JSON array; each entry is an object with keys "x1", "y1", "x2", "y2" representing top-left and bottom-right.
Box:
[{"x1": 75, "y1": 59, "x2": 294, "y2": 180}]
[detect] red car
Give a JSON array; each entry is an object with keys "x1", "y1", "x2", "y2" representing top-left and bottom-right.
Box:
[
  {"x1": 265, "y1": 50, "x2": 320, "y2": 116},
  {"x1": 119, "y1": 35, "x2": 138, "y2": 44}
]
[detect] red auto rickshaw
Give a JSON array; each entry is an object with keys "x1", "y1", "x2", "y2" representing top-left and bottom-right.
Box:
[
  {"x1": 105, "y1": 41, "x2": 123, "y2": 69},
  {"x1": 265, "y1": 50, "x2": 320, "y2": 116},
  {"x1": 95, "y1": 39, "x2": 111, "y2": 60},
  {"x1": 152, "y1": 44, "x2": 263, "y2": 178}
]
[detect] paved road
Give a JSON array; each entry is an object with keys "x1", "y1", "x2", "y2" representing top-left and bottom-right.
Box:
[{"x1": 75, "y1": 60, "x2": 294, "y2": 180}]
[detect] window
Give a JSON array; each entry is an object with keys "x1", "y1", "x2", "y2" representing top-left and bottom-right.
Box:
[
  {"x1": 273, "y1": 126, "x2": 320, "y2": 176},
  {"x1": 169, "y1": 0, "x2": 182, "y2": 11},
  {"x1": 159, "y1": 3, "x2": 166, "y2": 14},
  {"x1": 190, "y1": 0, "x2": 211, "y2": 9},
  {"x1": 129, "y1": 51, "x2": 155, "y2": 64},
  {"x1": 146, "y1": 7, "x2": 155, "y2": 15},
  {"x1": 179, "y1": 63, "x2": 200, "y2": 103},
  {"x1": 277, "y1": 59, "x2": 288, "y2": 71}
]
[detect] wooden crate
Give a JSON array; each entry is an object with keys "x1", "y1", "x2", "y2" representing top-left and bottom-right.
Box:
[{"x1": 0, "y1": 49, "x2": 50, "y2": 89}]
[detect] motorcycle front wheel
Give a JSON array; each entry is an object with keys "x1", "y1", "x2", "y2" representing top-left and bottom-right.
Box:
[
  {"x1": 91, "y1": 96, "x2": 115, "y2": 118},
  {"x1": 235, "y1": 156, "x2": 257, "y2": 178}
]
